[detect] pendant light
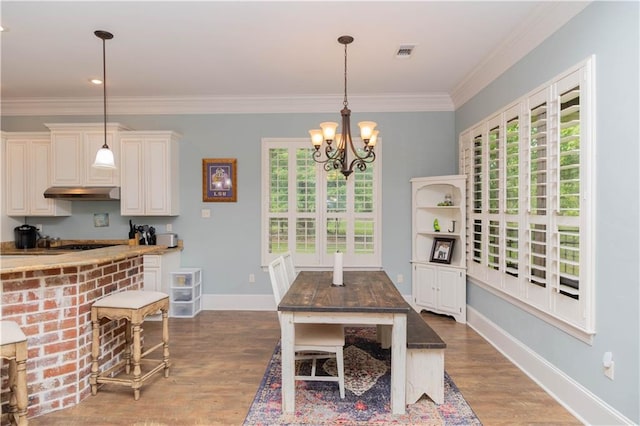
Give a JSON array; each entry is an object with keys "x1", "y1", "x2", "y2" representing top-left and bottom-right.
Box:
[
  {"x1": 92, "y1": 30, "x2": 116, "y2": 169},
  {"x1": 309, "y1": 35, "x2": 379, "y2": 179}
]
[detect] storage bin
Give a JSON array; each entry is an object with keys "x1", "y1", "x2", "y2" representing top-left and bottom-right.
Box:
[
  {"x1": 171, "y1": 302, "x2": 196, "y2": 318},
  {"x1": 172, "y1": 288, "x2": 193, "y2": 302},
  {"x1": 172, "y1": 273, "x2": 192, "y2": 287},
  {"x1": 169, "y1": 268, "x2": 202, "y2": 318}
]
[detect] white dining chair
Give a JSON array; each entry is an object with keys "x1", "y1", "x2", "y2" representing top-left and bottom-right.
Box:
[
  {"x1": 268, "y1": 256, "x2": 345, "y2": 398},
  {"x1": 282, "y1": 251, "x2": 297, "y2": 288}
]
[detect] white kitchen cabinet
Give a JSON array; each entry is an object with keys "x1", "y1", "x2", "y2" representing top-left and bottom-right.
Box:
[
  {"x1": 120, "y1": 131, "x2": 181, "y2": 216},
  {"x1": 413, "y1": 263, "x2": 466, "y2": 323},
  {"x1": 143, "y1": 250, "x2": 181, "y2": 294},
  {"x1": 3, "y1": 133, "x2": 72, "y2": 217},
  {"x1": 411, "y1": 175, "x2": 467, "y2": 323},
  {"x1": 46, "y1": 123, "x2": 129, "y2": 187},
  {"x1": 143, "y1": 250, "x2": 181, "y2": 320}
]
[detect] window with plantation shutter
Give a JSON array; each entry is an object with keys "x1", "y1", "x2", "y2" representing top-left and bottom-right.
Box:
[
  {"x1": 262, "y1": 138, "x2": 381, "y2": 269},
  {"x1": 504, "y1": 108, "x2": 520, "y2": 284},
  {"x1": 470, "y1": 131, "x2": 484, "y2": 271},
  {"x1": 459, "y1": 58, "x2": 595, "y2": 341}
]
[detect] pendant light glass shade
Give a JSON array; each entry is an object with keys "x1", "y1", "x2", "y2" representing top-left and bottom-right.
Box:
[{"x1": 93, "y1": 147, "x2": 116, "y2": 169}]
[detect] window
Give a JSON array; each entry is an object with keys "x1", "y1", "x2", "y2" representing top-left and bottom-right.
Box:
[
  {"x1": 459, "y1": 58, "x2": 595, "y2": 340},
  {"x1": 261, "y1": 138, "x2": 381, "y2": 269}
]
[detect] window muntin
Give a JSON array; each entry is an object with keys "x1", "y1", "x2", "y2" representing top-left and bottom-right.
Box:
[
  {"x1": 473, "y1": 134, "x2": 483, "y2": 214},
  {"x1": 505, "y1": 117, "x2": 520, "y2": 215},
  {"x1": 529, "y1": 100, "x2": 548, "y2": 216},
  {"x1": 488, "y1": 126, "x2": 500, "y2": 214}
]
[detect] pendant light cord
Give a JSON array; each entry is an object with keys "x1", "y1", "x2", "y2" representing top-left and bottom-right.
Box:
[{"x1": 101, "y1": 36, "x2": 108, "y2": 149}]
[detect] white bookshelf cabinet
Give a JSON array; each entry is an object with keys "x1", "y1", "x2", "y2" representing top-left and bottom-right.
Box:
[{"x1": 411, "y1": 175, "x2": 467, "y2": 323}]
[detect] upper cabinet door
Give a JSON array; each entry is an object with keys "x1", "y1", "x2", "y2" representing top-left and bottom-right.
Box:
[
  {"x1": 47, "y1": 123, "x2": 128, "y2": 187},
  {"x1": 120, "y1": 137, "x2": 145, "y2": 216},
  {"x1": 120, "y1": 132, "x2": 181, "y2": 216},
  {"x1": 5, "y1": 138, "x2": 29, "y2": 215},
  {"x1": 4, "y1": 133, "x2": 71, "y2": 217},
  {"x1": 51, "y1": 132, "x2": 83, "y2": 186},
  {"x1": 84, "y1": 130, "x2": 120, "y2": 186}
]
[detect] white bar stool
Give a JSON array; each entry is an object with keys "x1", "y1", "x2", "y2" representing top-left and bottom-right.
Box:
[
  {"x1": 90, "y1": 290, "x2": 170, "y2": 400},
  {"x1": 1, "y1": 321, "x2": 29, "y2": 425}
]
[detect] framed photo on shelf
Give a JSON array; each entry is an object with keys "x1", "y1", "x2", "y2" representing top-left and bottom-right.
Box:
[
  {"x1": 430, "y1": 237, "x2": 455, "y2": 264},
  {"x1": 202, "y1": 158, "x2": 237, "y2": 202}
]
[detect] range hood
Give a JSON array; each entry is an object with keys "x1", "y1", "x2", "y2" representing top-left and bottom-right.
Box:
[{"x1": 43, "y1": 186, "x2": 120, "y2": 201}]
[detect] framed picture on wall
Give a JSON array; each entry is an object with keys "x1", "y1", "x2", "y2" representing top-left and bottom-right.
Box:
[
  {"x1": 202, "y1": 158, "x2": 237, "y2": 202},
  {"x1": 430, "y1": 237, "x2": 455, "y2": 264}
]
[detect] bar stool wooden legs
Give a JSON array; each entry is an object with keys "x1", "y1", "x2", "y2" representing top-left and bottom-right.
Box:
[
  {"x1": 1, "y1": 321, "x2": 29, "y2": 426},
  {"x1": 90, "y1": 291, "x2": 170, "y2": 400}
]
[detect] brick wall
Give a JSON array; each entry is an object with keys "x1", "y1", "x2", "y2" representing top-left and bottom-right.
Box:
[{"x1": 1, "y1": 255, "x2": 143, "y2": 419}]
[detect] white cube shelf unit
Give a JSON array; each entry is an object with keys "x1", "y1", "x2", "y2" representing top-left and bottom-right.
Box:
[
  {"x1": 411, "y1": 175, "x2": 467, "y2": 323},
  {"x1": 169, "y1": 268, "x2": 202, "y2": 318}
]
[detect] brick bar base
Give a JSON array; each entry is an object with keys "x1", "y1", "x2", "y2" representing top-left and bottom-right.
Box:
[{"x1": 1, "y1": 255, "x2": 143, "y2": 419}]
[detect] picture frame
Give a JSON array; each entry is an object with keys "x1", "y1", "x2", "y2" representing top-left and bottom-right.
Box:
[
  {"x1": 430, "y1": 237, "x2": 455, "y2": 264},
  {"x1": 202, "y1": 158, "x2": 237, "y2": 202}
]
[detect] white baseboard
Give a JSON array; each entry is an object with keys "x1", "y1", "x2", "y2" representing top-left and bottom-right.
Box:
[
  {"x1": 202, "y1": 294, "x2": 276, "y2": 311},
  {"x1": 467, "y1": 306, "x2": 633, "y2": 426}
]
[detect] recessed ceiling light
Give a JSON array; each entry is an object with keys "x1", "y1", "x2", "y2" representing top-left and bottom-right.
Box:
[{"x1": 90, "y1": 78, "x2": 103, "y2": 85}]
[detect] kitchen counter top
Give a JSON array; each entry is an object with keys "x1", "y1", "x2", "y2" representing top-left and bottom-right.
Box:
[
  {"x1": 0, "y1": 239, "x2": 172, "y2": 418},
  {"x1": 0, "y1": 243, "x2": 182, "y2": 273}
]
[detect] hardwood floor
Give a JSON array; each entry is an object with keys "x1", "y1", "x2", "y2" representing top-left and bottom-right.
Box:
[{"x1": 24, "y1": 310, "x2": 580, "y2": 425}]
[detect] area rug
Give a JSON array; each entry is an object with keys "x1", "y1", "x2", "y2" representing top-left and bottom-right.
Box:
[{"x1": 243, "y1": 327, "x2": 481, "y2": 425}]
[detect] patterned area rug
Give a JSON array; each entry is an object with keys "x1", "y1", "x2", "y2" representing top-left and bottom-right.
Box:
[{"x1": 243, "y1": 327, "x2": 481, "y2": 425}]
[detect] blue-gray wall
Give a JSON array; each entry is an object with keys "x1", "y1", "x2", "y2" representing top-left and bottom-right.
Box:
[
  {"x1": 1, "y1": 111, "x2": 456, "y2": 299},
  {"x1": 2, "y1": 2, "x2": 637, "y2": 422},
  {"x1": 455, "y1": 2, "x2": 639, "y2": 422}
]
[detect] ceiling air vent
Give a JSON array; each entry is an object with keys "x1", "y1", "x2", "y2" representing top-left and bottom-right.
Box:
[{"x1": 395, "y1": 44, "x2": 416, "y2": 59}]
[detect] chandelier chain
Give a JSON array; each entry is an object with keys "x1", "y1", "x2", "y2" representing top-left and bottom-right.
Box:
[{"x1": 343, "y1": 42, "x2": 348, "y2": 108}]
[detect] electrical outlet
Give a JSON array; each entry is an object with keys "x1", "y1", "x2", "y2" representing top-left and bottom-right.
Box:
[
  {"x1": 397, "y1": 274, "x2": 404, "y2": 283},
  {"x1": 603, "y1": 352, "x2": 615, "y2": 380},
  {"x1": 604, "y1": 363, "x2": 615, "y2": 380},
  {"x1": 201, "y1": 209, "x2": 211, "y2": 218},
  {"x1": 166, "y1": 224, "x2": 172, "y2": 232},
  {"x1": 35, "y1": 224, "x2": 43, "y2": 233},
  {"x1": 249, "y1": 273, "x2": 255, "y2": 283}
]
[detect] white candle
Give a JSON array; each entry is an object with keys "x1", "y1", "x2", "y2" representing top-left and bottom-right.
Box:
[{"x1": 332, "y1": 251, "x2": 344, "y2": 286}]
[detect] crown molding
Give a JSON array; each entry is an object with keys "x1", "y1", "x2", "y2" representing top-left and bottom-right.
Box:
[
  {"x1": 451, "y1": 1, "x2": 590, "y2": 109},
  {"x1": 0, "y1": 93, "x2": 454, "y2": 116}
]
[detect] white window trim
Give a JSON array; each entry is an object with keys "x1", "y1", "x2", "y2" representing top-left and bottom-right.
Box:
[
  {"x1": 459, "y1": 56, "x2": 596, "y2": 343},
  {"x1": 261, "y1": 137, "x2": 382, "y2": 270}
]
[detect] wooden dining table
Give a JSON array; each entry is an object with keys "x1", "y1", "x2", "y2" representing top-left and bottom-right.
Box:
[{"x1": 278, "y1": 270, "x2": 410, "y2": 415}]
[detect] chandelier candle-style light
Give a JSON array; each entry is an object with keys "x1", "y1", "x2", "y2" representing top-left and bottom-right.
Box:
[
  {"x1": 92, "y1": 30, "x2": 116, "y2": 169},
  {"x1": 309, "y1": 35, "x2": 379, "y2": 179}
]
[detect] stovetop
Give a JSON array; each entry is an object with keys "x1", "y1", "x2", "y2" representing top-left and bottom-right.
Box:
[{"x1": 50, "y1": 244, "x2": 118, "y2": 251}]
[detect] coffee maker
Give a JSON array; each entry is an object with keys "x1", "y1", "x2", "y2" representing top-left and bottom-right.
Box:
[{"x1": 14, "y1": 224, "x2": 38, "y2": 249}]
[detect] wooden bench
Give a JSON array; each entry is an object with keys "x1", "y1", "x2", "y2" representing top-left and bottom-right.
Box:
[
  {"x1": 405, "y1": 308, "x2": 446, "y2": 405},
  {"x1": 376, "y1": 307, "x2": 446, "y2": 405}
]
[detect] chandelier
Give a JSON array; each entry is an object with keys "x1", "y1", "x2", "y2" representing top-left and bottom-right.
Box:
[
  {"x1": 309, "y1": 35, "x2": 379, "y2": 179},
  {"x1": 92, "y1": 30, "x2": 116, "y2": 169}
]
